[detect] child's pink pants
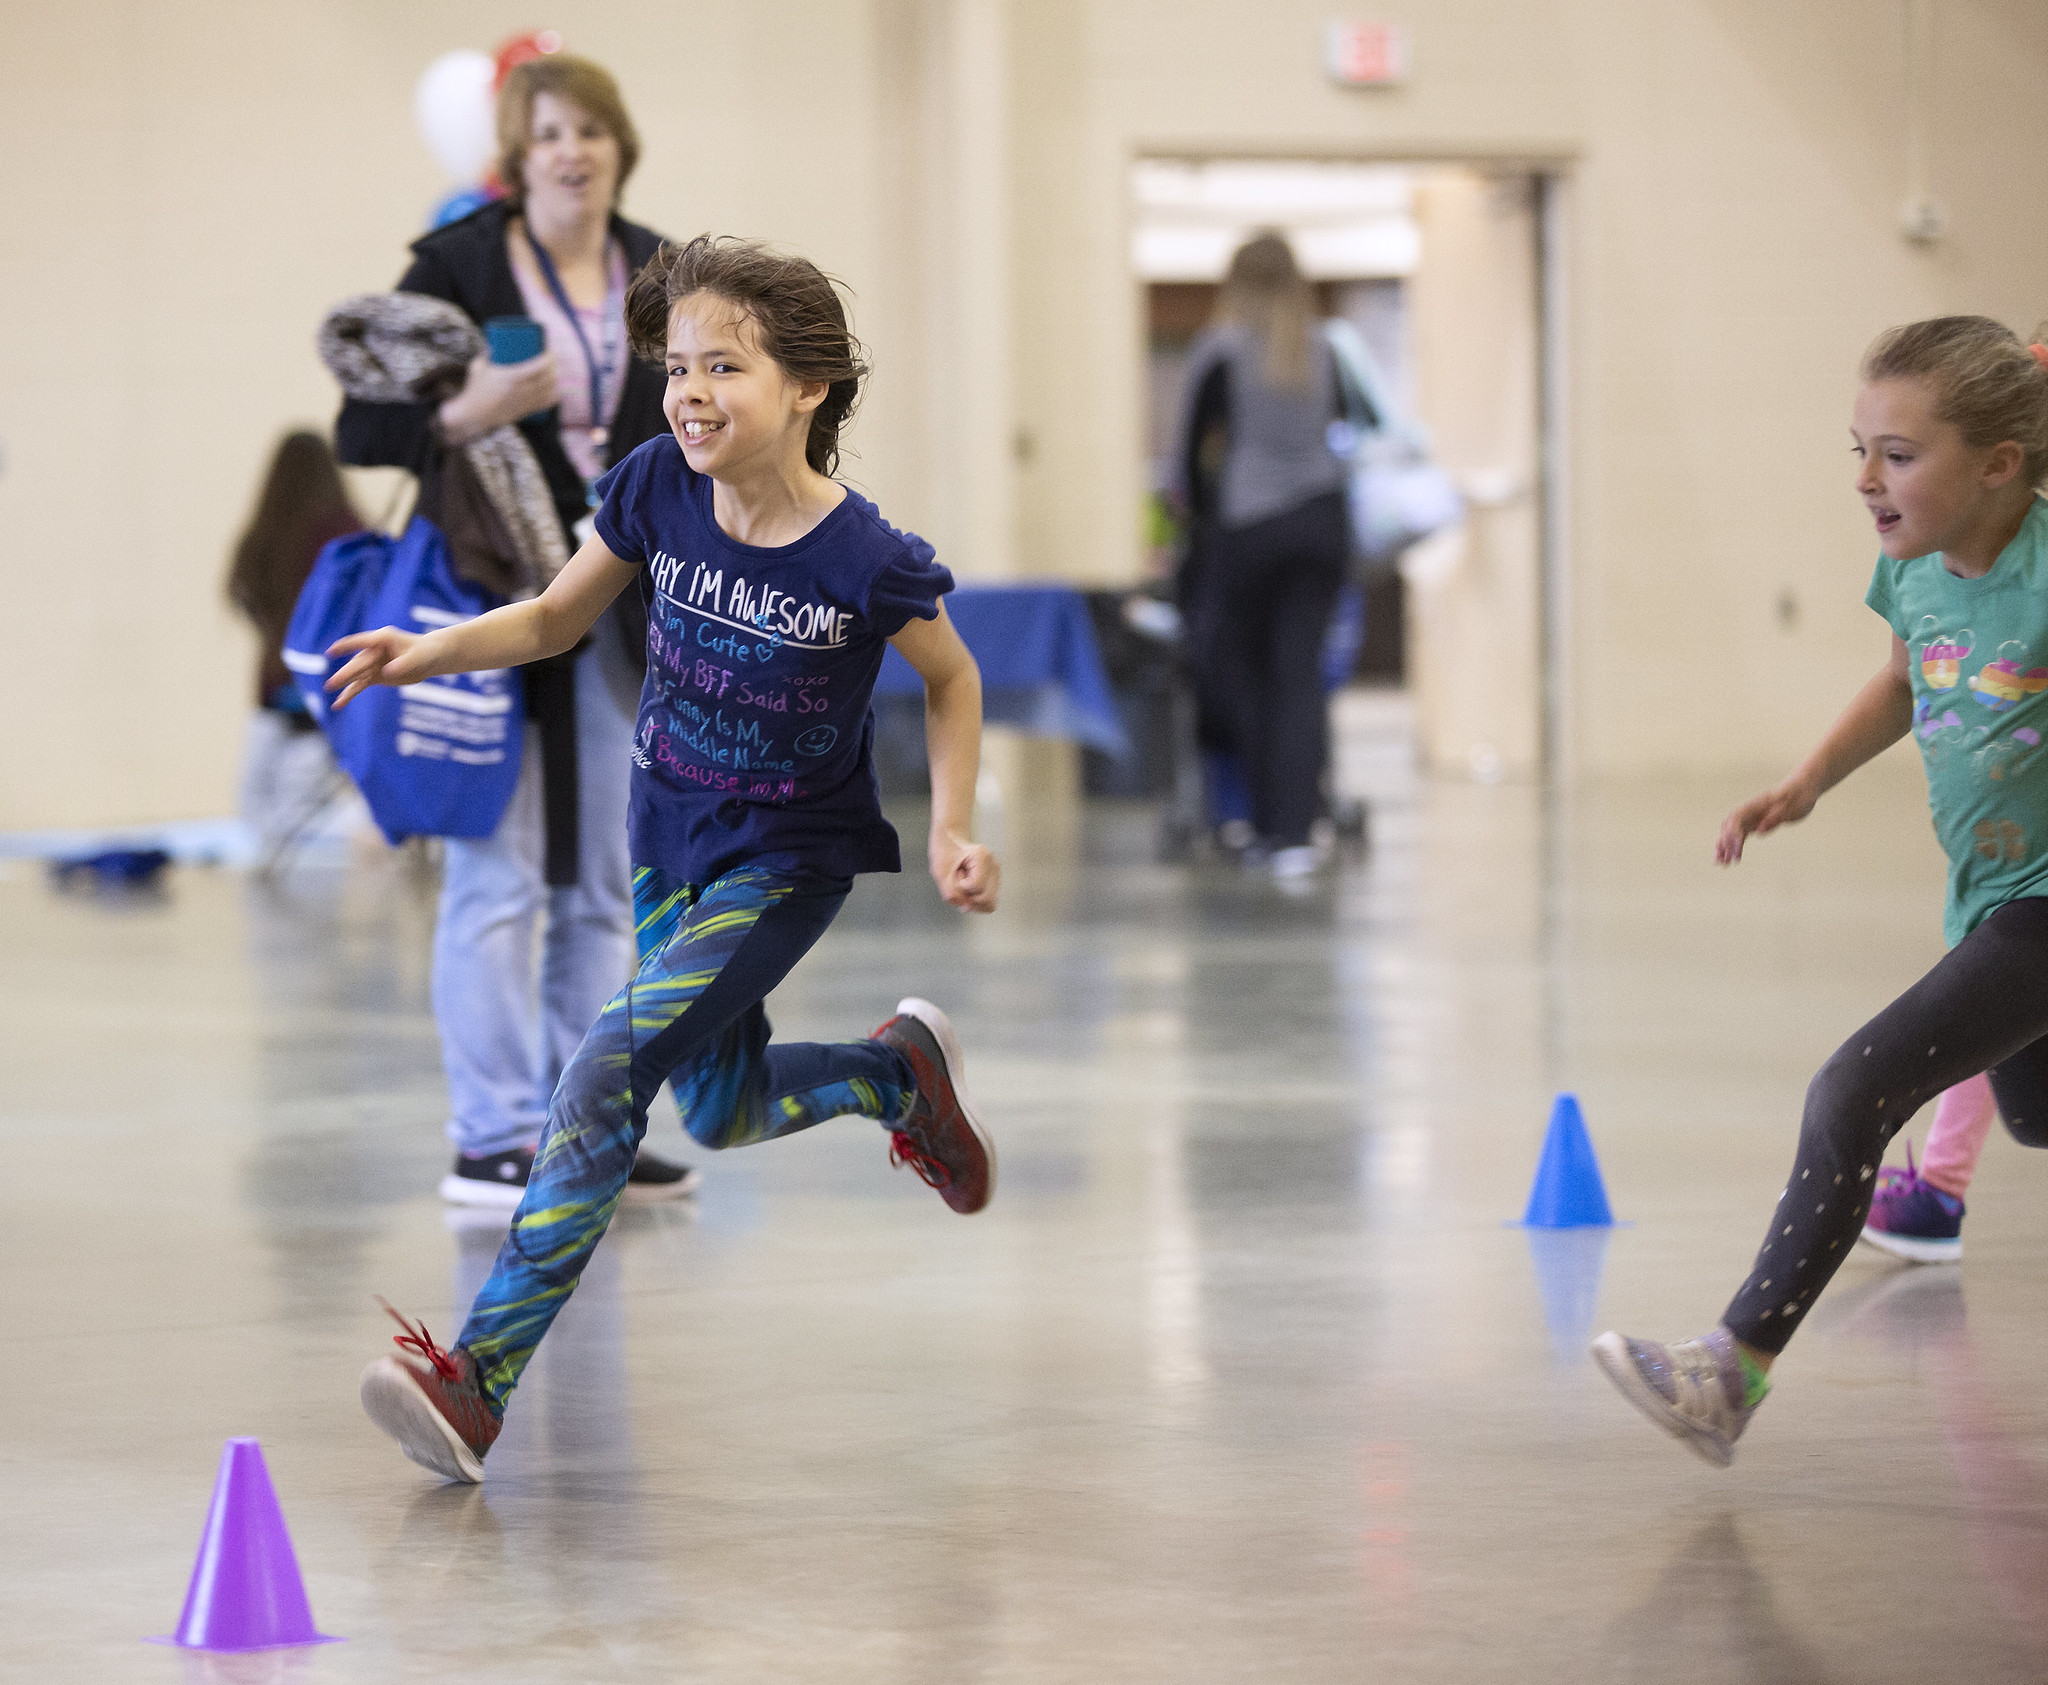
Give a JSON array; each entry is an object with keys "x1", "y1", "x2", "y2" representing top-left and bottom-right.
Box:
[{"x1": 1923, "y1": 1072, "x2": 1998, "y2": 1197}]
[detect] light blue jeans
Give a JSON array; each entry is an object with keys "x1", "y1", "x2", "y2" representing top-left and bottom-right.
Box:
[{"x1": 434, "y1": 623, "x2": 640, "y2": 1156}]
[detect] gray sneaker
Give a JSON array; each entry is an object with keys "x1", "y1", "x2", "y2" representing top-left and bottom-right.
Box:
[{"x1": 1590, "y1": 1327, "x2": 1760, "y2": 1467}]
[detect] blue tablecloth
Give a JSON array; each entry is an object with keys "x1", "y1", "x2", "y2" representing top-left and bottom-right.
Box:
[{"x1": 875, "y1": 584, "x2": 1129, "y2": 758}]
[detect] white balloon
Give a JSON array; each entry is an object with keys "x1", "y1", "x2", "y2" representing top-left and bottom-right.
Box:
[{"x1": 414, "y1": 50, "x2": 497, "y2": 184}]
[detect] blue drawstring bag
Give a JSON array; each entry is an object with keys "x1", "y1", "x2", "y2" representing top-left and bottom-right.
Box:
[{"x1": 282, "y1": 515, "x2": 523, "y2": 844}]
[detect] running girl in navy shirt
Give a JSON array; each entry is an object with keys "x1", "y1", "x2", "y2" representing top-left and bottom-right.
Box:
[{"x1": 333, "y1": 235, "x2": 1001, "y2": 1483}]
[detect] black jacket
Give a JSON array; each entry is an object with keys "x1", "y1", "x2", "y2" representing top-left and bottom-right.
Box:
[
  {"x1": 334, "y1": 200, "x2": 672, "y2": 882},
  {"x1": 335, "y1": 199, "x2": 670, "y2": 549}
]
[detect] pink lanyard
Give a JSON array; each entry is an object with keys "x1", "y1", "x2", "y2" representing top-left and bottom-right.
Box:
[{"x1": 524, "y1": 223, "x2": 623, "y2": 453}]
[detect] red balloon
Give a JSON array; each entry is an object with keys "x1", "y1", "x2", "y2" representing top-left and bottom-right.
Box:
[{"x1": 493, "y1": 29, "x2": 564, "y2": 89}]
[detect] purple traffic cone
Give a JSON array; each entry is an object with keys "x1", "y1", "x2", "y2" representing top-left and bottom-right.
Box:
[{"x1": 151, "y1": 1439, "x2": 342, "y2": 1653}]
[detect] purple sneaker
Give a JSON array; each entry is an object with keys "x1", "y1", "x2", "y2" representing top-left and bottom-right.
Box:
[{"x1": 1859, "y1": 1142, "x2": 1964, "y2": 1264}]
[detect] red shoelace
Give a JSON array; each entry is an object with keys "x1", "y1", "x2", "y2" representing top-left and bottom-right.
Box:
[
  {"x1": 888, "y1": 1130, "x2": 952, "y2": 1190},
  {"x1": 375, "y1": 1296, "x2": 461, "y2": 1383}
]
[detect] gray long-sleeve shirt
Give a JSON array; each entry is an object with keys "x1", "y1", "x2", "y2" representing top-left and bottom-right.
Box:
[{"x1": 1175, "y1": 324, "x2": 1346, "y2": 531}]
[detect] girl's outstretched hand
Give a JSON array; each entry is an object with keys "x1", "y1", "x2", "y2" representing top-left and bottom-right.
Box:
[
  {"x1": 325, "y1": 627, "x2": 429, "y2": 710},
  {"x1": 1716, "y1": 775, "x2": 1820, "y2": 865},
  {"x1": 930, "y1": 831, "x2": 1000, "y2": 913}
]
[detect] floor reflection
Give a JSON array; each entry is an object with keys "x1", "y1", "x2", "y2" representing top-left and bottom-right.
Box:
[
  {"x1": 1823, "y1": 1260, "x2": 2048, "y2": 1647},
  {"x1": 1809, "y1": 1253, "x2": 1961, "y2": 1345},
  {"x1": 1602, "y1": 1514, "x2": 1838, "y2": 1684},
  {"x1": 238, "y1": 858, "x2": 442, "y2": 1322},
  {"x1": 20, "y1": 716, "x2": 2048, "y2": 1679},
  {"x1": 172, "y1": 1647, "x2": 326, "y2": 1685},
  {"x1": 1523, "y1": 1226, "x2": 1612, "y2": 1363}
]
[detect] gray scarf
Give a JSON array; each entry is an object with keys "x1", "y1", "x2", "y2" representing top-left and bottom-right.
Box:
[{"x1": 317, "y1": 292, "x2": 569, "y2": 596}]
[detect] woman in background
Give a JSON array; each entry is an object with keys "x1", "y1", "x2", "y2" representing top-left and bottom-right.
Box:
[
  {"x1": 1175, "y1": 233, "x2": 1351, "y2": 881},
  {"x1": 337, "y1": 54, "x2": 695, "y2": 1207},
  {"x1": 225, "y1": 431, "x2": 359, "y2": 862}
]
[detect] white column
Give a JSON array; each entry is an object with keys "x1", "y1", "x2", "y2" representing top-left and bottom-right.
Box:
[
  {"x1": 948, "y1": 0, "x2": 1015, "y2": 578},
  {"x1": 873, "y1": 0, "x2": 1015, "y2": 579}
]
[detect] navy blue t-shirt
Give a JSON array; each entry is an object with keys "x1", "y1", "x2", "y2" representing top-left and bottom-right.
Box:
[{"x1": 593, "y1": 435, "x2": 952, "y2": 884}]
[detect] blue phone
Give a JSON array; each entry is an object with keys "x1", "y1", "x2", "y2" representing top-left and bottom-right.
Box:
[
  {"x1": 481, "y1": 317, "x2": 550, "y2": 423},
  {"x1": 484, "y1": 316, "x2": 545, "y2": 363}
]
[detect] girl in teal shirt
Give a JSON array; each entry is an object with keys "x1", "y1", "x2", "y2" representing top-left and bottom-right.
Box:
[{"x1": 1595, "y1": 315, "x2": 2048, "y2": 1466}]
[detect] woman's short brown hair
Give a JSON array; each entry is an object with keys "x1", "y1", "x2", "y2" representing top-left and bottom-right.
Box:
[
  {"x1": 625, "y1": 235, "x2": 870, "y2": 477},
  {"x1": 496, "y1": 55, "x2": 641, "y2": 205}
]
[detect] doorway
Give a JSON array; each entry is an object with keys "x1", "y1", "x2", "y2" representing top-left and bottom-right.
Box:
[{"x1": 1133, "y1": 157, "x2": 1562, "y2": 782}]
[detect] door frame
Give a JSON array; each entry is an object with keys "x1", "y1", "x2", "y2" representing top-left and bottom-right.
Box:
[{"x1": 1128, "y1": 143, "x2": 1578, "y2": 781}]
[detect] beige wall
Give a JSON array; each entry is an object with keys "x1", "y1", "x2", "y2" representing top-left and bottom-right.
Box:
[
  {"x1": 8, "y1": 1, "x2": 2048, "y2": 827},
  {"x1": 1403, "y1": 169, "x2": 1544, "y2": 780}
]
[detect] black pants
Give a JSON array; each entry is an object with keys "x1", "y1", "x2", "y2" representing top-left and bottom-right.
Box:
[
  {"x1": 1191, "y1": 491, "x2": 1349, "y2": 848},
  {"x1": 1724, "y1": 897, "x2": 2048, "y2": 1354}
]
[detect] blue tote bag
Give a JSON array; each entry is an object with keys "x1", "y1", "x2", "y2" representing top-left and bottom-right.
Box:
[{"x1": 282, "y1": 515, "x2": 523, "y2": 845}]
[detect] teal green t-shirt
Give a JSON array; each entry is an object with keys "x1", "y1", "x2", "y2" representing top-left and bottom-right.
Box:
[{"x1": 1867, "y1": 496, "x2": 2048, "y2": 945}]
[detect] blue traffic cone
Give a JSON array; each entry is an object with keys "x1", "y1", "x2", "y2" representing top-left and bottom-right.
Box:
[{"x1": 1520, "y1": 1092, "x2": 1615, "y2": 1228}]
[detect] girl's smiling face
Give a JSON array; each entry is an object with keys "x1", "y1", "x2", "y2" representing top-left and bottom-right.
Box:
[
  {"x1": 662, "y1": 294, "x2": 823, "y2": 482},
  {"x1": 1852, "y1": 377, "x2": 2024, "y2": 563}
]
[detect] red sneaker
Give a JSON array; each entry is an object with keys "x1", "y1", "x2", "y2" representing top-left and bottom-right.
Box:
[
  {"x1": 871, "y1": 997, "x2": 996, "y2": 1214},
  {"x1": 359, "y1": 1300, "x2": 500, "y2": 1483}
]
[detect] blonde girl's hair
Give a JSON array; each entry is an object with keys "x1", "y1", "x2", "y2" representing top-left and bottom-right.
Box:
[
  {"x1": 1862, "y1": 315, "x2": 2048, "y2": 487},
  {"x1": 1215, "y1": 232, "x2": 1317, "y2": 391},
  {"x1": 625, "y1": 235, "x2": 869, "y2": 477},
  {"x1": 496, "y1": 55, "x2": 642, "y2": 206}
]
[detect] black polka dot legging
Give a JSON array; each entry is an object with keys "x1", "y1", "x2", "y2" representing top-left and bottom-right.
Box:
[{"x1": 1724, "y1": 896, "x2": 2048, "y2": 1355}]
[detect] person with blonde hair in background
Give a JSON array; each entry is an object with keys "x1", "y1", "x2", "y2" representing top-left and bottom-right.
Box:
[
  {"x1": 338, "y1": 54, "x2": 696, "y2": 1206},
  {"x1": 1173, "y1": 232, "x2": 1352, "y2": 881}
]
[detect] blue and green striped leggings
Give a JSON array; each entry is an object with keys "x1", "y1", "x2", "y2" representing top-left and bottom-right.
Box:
[{"x1": 458, "y1": 865, "x2": 913, "y2": 1412}]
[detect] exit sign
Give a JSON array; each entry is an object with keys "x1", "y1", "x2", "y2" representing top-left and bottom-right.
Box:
[{"x1": 1325, "y1": 20, "x2": 1409, "y2": 85}]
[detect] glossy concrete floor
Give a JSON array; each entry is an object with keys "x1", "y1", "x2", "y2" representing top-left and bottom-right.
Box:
[{"x1": 8, "y1": 696, "x2": 2048, "y2": 1682}]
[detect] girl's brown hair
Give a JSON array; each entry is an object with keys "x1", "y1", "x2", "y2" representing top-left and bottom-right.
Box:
[
  {"x1": 1215, "y1": 232, "x2": 1317, "y2": 391},
  {"x1": 625, "y1": 235, "x2": 870, "y2": 477},
  {"x1": 1862, "y1": 315, "x2": 2048, "y2": 487},
  {"x1": 226, "y1": 432, "x2": 361, "y2": 694},
  {"x1": 496, "y1": 55, "x2": 641, "y2": 205}
]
